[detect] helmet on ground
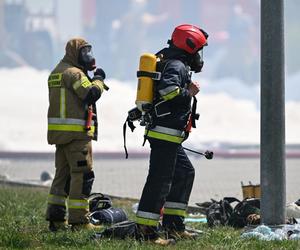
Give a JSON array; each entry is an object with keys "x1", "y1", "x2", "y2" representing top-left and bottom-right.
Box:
[{"x1": 171, "y1": 24, "x2": 208, "y2": 54}]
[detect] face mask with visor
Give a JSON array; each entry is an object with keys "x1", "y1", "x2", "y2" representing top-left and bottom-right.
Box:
[
  {"x1": 78, "y1": 45, "x2": 96, "y2": 71},
  {"x1": 190, "y1": 49, "x2": 204, "y2": 73}
]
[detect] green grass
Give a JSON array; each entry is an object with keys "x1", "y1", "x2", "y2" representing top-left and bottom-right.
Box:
[{"x1": 0, "y1": 185, "x2": 300, "y2": 249}]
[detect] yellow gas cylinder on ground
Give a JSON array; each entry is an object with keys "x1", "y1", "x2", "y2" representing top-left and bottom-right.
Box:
[{"x1": 135, "y1": 53, "x2": 157, "y2": 112}]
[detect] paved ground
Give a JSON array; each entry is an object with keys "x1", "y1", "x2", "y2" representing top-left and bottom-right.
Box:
[
  {"x1": 93, "y1": 157, "x2": 300, "y2": 205},
  {"x1": 0, "y1": 156, "x2": 299, "y2": 206}
]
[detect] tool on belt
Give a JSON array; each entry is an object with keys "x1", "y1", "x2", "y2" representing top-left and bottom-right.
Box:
[
  {"x1": 85, "y1": 69, "x2": 109, "y2": 131},
  {"x1": 85, "y1": 105, "x2": 94, "y2": 131}
]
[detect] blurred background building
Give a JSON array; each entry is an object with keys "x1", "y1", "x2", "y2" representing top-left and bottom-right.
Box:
[{"x1": 1, "y1": 0, "x2": 298, "y2": 84}]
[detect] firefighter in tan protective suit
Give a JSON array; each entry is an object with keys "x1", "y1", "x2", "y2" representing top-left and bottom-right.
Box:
[{"x1": 46, "y1": 38, "x2": 107, "y2": 231}]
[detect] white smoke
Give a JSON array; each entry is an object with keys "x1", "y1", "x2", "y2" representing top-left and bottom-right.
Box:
[{"x1": 0, "y1": 67, "x2": 299, "y2": 152}]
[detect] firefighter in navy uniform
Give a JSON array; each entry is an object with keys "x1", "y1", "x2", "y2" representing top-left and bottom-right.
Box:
[
  {"x1": 135, "y1": 24, "x2": 209, "y2": 242},
  {"x1": 46, "y1": 38, "x2": 107, "y2": 231}
]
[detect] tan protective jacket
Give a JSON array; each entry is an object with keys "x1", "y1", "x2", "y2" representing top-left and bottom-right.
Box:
[{"x1": 47, "y1": 38, "x2": 104, "y2": 145}]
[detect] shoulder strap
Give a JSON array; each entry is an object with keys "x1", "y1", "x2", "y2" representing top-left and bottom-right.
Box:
[
  {"x1": 137, "y1": 71, "x2": 161, "y2": 80},
  {"x1": 191, "y1": 96, "x2": 200, "y2": 128},
  {"x1": 123, "y1": 117, "x2": 136, "y2": 159}
]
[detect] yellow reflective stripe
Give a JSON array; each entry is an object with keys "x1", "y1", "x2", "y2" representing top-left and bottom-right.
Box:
[
  {"x1": 48, "y1": 73, "x2": 62, "y2": 82},
  {"x1": 73, "y1": 76, "x2": 92, "y2": 90},
  {"x1": 162, "y1": 88, "x2": 180, "y2": 100},
  {"x1": 159, "y1": 86, "x2": 178, "y2": 95},
  {"x1": 48, "y1": 73, "x2": 62, "y2": 88},
  {"x1": 136, "y1": 217, "x2": 159, "y2": 226},
  {"x1": 48, "y1": 80, "x2": 62, "y2": 88},
  {"x1": 60, "y1": 88, "x2": 66, "y2": 118},
  {"x1": 146, "y1": 130, "x2": 184, "y2": 144},
  {"x1": 48, "y1": 194, "x2": 66, "y2": 206},
  {"x1": 68, "y1": 199, "x2": 89, "y2": 209},
  {"x1": 80, "y1": 76, "x2": 92, "y2": 88},
  {"x1": 48, "y1": 124, "x2": 95, "y2": 133},
  {"x1": 163, "y1": 208, "x2": 186, "y2": 217}
]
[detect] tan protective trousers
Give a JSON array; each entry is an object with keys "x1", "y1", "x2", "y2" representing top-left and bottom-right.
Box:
[{"x1": 46, "y1": 139, "x2": 94, "y2": 224}]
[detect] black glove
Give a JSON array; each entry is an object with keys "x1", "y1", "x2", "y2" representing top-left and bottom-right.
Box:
[{"x1": 94, "y1": 68, "x2": 106, "y2": 81}]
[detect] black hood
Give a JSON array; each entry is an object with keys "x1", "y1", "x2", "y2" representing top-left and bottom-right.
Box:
[
  {"x1": 155, "y1": 47, "x2": 190, "y2": 65},
  {"x1": 156, "y1": 46, "x2": 204, "y2": 73}
]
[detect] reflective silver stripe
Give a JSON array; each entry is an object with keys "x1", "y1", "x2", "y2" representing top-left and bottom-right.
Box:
[
  {"x1": 136, "y1": 210, "x2": 160, "y2": 220},
  {"x1": 164, "y1": 201, "x2": 187, "y2": 210},
  {"x1": 48, "y1": 118, "x2": 94, "y2": 126},
  {"x1": 60, "y1": 88, "x2": 66, "y2": 118},
  {"x1": 68, "y1": 199, "x2": 89, "y2": 209},
  {"x1": 48, "y1": 194, "x2": 66, "y2": 206},
  {"x1": 150, "y1": 125, "x2": 185, "y2": 137},
  {"x1": 159, "y1": 85, "x2": 179, "y2": 96}
]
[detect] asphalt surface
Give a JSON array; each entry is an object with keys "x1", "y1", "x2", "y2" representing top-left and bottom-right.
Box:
[{"x1": 0, "y1": 156, "x2": 299, "y2": 205}]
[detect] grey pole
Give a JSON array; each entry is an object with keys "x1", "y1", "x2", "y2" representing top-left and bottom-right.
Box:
[
  {"x1": 260, "y1": 0, "x2": 286, "y2": 225},
  {"x1": 0, "y1": 0, "x2": 4, "y2": 49}
]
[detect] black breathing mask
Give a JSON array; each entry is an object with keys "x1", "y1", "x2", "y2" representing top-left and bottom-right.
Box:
[
  {"x1": 78, "y1": 45, "x2": 96, "y2": 71},
  {"x1": 189, "y1": 49, "x2": 204, "y2": 73}
]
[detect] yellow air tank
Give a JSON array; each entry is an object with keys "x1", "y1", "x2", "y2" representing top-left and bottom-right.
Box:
[{"x1": 135, "y1": 53, "x2": 157, "y2": 113}]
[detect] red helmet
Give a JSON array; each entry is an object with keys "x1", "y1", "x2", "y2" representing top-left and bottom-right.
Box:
[{"x1": 171, "y1": 24, "x2": 208, "y2": 54}]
